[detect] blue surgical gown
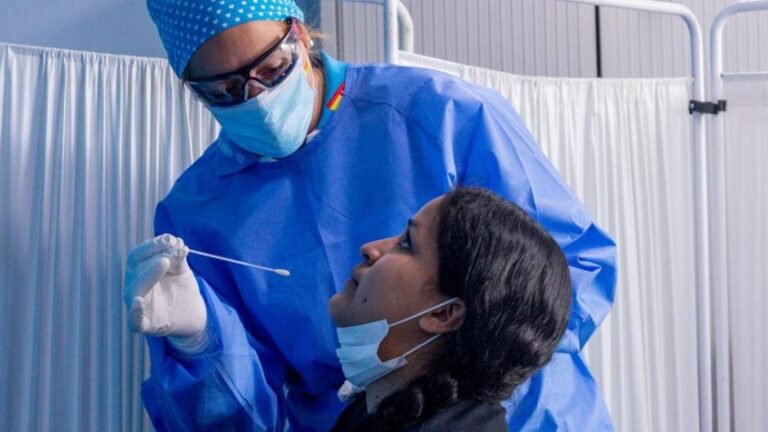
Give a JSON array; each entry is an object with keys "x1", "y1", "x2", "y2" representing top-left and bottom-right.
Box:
[{"x1": 141, "y1": 59, "x2": 617, "y2": 431}]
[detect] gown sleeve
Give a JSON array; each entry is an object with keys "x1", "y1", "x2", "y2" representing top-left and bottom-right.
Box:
[
  {"x1": 138, "y1": 201, "x2": 289, "y2": 432},
  {"x1": 408, "y1": 77, "x2": 617, "y2": 430}
]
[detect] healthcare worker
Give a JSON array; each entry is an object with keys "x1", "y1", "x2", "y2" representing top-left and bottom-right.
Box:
[{"x1": 124, "y1": 1, "x2": 617, "y2": 431}]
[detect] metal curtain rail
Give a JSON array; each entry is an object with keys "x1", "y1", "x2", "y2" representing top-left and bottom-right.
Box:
[
  {"x1": 711, "y1": 1, "x2": 768, "y2": 97},
  {"x1": 556, "y1": 4, "x2": 711, "y2": 432},
  {"x1": 384, "y1": 0, "x2": 413, "y2": 63},
  {"x1": 709, "y1": 3, "x2": 768, "y2": 432},
  {"x1": 380, "y1": 1, "x2": 711, "y2": 431},
  {"x1": 533, "y1": 2, "x2": 713, "y2": 431}
]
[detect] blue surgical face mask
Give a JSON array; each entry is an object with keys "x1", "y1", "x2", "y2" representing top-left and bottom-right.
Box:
[
  {"x1": 207, "y1": 58, "x2": 316, "y2": 159},
  {"x1": 334, "y1": 298, "x2": 460, "y2": 401}
]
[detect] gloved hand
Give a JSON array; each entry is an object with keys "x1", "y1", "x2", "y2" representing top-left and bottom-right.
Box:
[{"x1": 124, "y1": 234, "x2": 209, "y2": 355}]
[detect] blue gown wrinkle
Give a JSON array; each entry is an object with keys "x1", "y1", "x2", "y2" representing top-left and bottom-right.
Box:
[{"x1": 142, "y1": 58, "x2": 617, "y2": 431}]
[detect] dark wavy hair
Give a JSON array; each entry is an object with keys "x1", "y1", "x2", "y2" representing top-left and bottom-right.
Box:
[{"x1": 358, "y1": 187, "x2": 572, "y2": 431}]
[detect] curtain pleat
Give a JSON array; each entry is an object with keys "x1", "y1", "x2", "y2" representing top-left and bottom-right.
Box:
[
  {"x1": 722, "y1": 76, "x2": 768, "y2": 432},
  {"x1": 0, "y1": 43, "x2": 219, "y2": 432},
  {"x1": 399, "y1": 51, "x2": 701, "y2": 432}
]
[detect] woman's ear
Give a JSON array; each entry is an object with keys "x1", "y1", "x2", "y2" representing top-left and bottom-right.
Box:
[
  {"x1": 296, "y1": 22, "x2": 313, "y2": 49},
  {"x1": 418, "y1": 300, "x2": 466, "y2": 335}
]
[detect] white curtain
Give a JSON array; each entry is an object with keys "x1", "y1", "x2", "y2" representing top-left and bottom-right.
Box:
[
  {"x1": 720, "y1": 75, "x2": 768, "y2": 432},
  {"x1": 0, "y1": 43, "x2": 218, "y2": 431},
  {"x1": 399, "y1": 51, "x2": 701, "y2": 432}
]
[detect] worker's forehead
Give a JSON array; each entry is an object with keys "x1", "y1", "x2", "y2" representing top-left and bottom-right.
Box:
[{"x1": 186, "y1": 20, "x2": 287, "y2": 78}]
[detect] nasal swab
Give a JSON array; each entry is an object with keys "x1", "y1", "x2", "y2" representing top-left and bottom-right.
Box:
[{"x1": 185, "y1": 248, "x2": 291, "y2": 277}]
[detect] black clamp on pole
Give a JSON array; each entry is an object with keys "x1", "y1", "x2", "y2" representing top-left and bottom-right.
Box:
[{"x1": 689, "y1": 100, "x2": 727, "y2": 115}]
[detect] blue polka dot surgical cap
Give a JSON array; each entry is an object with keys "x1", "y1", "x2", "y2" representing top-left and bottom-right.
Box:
[{"x1": 147, "y1": 0, "x2": 305, "y2": 76}]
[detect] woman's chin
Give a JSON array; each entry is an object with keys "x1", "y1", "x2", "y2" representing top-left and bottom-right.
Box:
[{"x1": 327, "y1": 279, "x2": 357, "y2": 324}]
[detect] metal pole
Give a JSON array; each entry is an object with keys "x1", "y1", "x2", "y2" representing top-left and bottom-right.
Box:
[
  {"x1": 555, "y1": 1, "x2": 711, "y2": 431},
  {"x1": 383, "y1": 0, "x2": 397, "y2": 64},
  {"x1": 710, "y1": 3, "x2": 768, "y2": 430},
  {"x1": 396, "y1": 1, "x2": 414, "y2": 54}
]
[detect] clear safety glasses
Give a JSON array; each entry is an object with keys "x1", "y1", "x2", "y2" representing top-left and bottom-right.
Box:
[{"x1": 184, "y1": 18, "x2": 302, "y2": 107}]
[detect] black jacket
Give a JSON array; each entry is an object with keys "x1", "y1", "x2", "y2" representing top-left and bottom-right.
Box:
[{"x1": 332, "y1": 396, "x2": 507, "y2": 432}]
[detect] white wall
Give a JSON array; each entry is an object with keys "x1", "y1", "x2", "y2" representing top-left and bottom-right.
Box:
[
  {"x1": 325, "y1": 0, "x2": 598, "y2": 77},
  {"x1": 0, "y1": 0, "x2": 165, "y2": 57},
  {"x1": 600, "y1": 0, "x2": 768, "y2": 77},
  {"x1": 325, "y1": 0, "x2": 768, "y2": 78}
]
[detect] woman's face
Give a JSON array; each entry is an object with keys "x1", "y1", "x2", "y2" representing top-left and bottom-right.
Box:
[
  {"x1": 184, "y1": 19, "x2": 323, "y2": 134},
  {"x1": 328, "y1": 196, "x2": 447, "y2": 359}
]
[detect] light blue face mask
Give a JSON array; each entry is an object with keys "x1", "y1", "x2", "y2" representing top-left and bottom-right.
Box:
[
  {"x1": 335, "y1": 298, "x2": 460, "y2": 401},
  {"x1": 208, "y1": 59, "x2": 316, "y2": 159}
]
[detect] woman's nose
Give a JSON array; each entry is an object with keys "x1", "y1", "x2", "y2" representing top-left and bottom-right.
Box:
[{"x1": 360, "y1": 237, "x2": 397, "y2": 264}]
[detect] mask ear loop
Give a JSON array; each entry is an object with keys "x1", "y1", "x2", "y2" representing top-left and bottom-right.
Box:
[
  {"x1": 389, "y1": 297, "x2": 460, "y2": 328},
  {"x1": 293, "y1": 21, "x2": 318, "y2": 90},
  {"x1": 400, "y1": 333, "x2": 443, "y2": 359},
  {"x1": 335, "y1": 298, "x2": 460, "y2": 402},
  {"x1": 387, "y1": 297, "x2": 461, "y2": 359}
]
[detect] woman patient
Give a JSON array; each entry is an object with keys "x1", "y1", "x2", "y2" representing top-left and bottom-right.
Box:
[{"x1": 328, "y1": 187, "x2": 572, "y2": 432}]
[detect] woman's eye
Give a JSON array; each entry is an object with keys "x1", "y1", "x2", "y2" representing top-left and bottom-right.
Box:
[
  {"x1": 398, "y1": 232, "x2": 412, "y2": 250},
  {"x1": 209, "y1": 82, "x2": 239, "y2": 100},
  {"x1": 256, "y1": 59, "x2": 289, "y2": 81},
  {"x1": 260, "y1": 67, "x2": 280, "y2": 79}
]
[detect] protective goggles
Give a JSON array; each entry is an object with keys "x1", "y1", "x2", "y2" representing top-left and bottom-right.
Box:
[{"x1": 185, "y1": 18, "x2": 302, "y2": 107}]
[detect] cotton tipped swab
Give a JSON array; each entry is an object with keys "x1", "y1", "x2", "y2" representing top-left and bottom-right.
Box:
[{"x1": 185, "y1": 248, "x2": 291, "y2": 277}]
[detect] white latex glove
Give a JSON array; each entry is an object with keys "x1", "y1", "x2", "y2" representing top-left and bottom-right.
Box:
[{"x1": 124, "y1": 234, "x2": 209, "y2": 354}]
